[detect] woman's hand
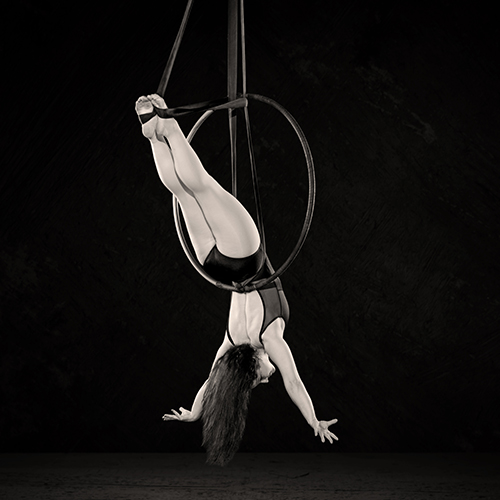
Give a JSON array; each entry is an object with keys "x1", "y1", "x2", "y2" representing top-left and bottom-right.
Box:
[
  {"x1": 162, "y1": 407, "x2": 195, "y2": 422},
  {"x1": 314, "y1": 419, "x2": 339, "y2": 444}
]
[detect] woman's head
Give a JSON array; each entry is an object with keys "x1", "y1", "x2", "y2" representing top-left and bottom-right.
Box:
[
  {"x1": 253, "y1": 349, "x2": 276, "y2": 386},
  {"x1": 201, "y1": 343, "x2": 274, "y2": 466}
]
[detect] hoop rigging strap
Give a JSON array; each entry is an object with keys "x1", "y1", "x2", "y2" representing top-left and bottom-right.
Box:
[
  {"x1": 156, "y1": 0, "x2": 194, "y2": 98},
  {"x1": 155, "y1": 0, "x2": 245, "y2": 121},
  {"x1": 228, "y1": 0, "x2": 239, "y2": 198},
  {"x1": 156, "y1": 0, "x2": 316, "y2": 292},
  {"x1": 155, "y1": 97, "x2": 247, "y2": 118}
]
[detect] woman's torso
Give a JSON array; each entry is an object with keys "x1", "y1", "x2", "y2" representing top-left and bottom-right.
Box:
[{"x1": 227, "y1": 280, "x2": 289, "y2": 347}]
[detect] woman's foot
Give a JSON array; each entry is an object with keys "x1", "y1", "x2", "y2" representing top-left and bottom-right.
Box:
[
  {"x1": 135, "y1": 96, "x2": 158, "y2": 139},
  {"x1": 148, "y1": 94, "x2": 175, "y2": 138},
  {"x1": 148, "y1": 93, "x2": 168, "y2": 112}
]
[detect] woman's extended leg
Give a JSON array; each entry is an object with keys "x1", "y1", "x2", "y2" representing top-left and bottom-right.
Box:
[
  {"x1": 136, "y1": 96, "x2": 216, "y2": 263},
  {"x1": 138, "y1": 95, "x2": 260, "y2": 263}
]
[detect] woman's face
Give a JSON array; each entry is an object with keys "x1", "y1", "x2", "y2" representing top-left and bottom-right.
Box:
[{"x1": 254, "y1": 350, "x2": 276, "y2": 386}]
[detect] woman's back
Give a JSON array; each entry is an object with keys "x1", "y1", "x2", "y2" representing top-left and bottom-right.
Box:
[{"x1": 227, "y1": 280, "x2": 289, "y2": 347}]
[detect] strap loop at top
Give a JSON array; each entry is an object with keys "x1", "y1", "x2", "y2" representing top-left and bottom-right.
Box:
[{"x1": 154, "y1": 97, "x2": 247, "y2": 119}]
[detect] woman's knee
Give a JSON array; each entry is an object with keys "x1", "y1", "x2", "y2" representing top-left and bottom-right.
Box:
[{"x1": 175, "y1": 165, "x2": 215, "y2": 195}]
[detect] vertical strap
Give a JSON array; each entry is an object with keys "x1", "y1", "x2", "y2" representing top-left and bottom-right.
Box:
[
  {"x1": 227, "y1": 0, "x2": 239, "y2": 197},
  {"x1": 157, "y1": 0, "x2": 195, "y2": 97},
  {"x1": 240, "y1": 0, "x2": 247, "y2": 96},
  {"x1": 240, "y1": 0, "x2": 269, "y2": 269},
  {"x1": 244, "y1": 107, "x2": 265, "y2": 249}
]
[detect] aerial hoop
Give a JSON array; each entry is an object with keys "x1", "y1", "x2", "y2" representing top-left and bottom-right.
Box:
[
  {"x1": 159, "y1": 0, "x2": 316, "y2": 291},
  {"x1": 173, "y1": 93, "x2": 316, "y2": 292}
]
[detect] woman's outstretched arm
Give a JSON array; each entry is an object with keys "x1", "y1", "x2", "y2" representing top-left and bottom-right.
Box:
[
  {"x1": 162, "y1": 380, "x2": 208, "y2": 422},
  {"x1": 162, "y1": 333, "x2": 234, "y2": 422},
  {"x1": 263, "y1": 325, "x2": 339, "y2": 444}
]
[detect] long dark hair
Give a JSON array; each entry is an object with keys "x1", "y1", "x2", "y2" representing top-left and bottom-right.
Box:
[{"x1": 201, "y1": 343, "x2": 259, "y2": 466}]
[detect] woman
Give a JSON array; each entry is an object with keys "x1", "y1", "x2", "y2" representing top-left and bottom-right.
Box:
[{"x1": 136, "y1": 94, "x2": 338, "y2": 466}]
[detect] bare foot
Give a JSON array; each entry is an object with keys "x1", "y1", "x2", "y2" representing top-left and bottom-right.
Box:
[
  {"x1": 148, "y1": 94, "x2": 174, "y2": 137},
  {"x1": 135, "y1": 96, "x2": 158, "y2": 139},
  {"x1": 148, "y1": 93, "x2": 168, "y2": 111}
]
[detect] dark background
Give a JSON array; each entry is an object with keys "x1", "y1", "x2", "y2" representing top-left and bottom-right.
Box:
[{"x1": 1, "y1": 0, "x2": 499, "y2": 454}]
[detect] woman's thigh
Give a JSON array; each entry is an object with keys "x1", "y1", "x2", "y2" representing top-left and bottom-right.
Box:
[
  {"x1": 190, "y1": 178, "x2": 261, "y2": 258},
  {"x1": 177, "y1": 193, "x2": 216, "y2": 265},
  {"x1": 164, "y1": 123, "x2": 261, "y2": 258}
]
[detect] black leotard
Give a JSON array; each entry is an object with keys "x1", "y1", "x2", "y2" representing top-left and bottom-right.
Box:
[
  {"x1": 226, "y1": 277, "x2": 289, "y2": 346},
  {"x1": 203, "y1": 245, "x2": 265, "y2": 286}
]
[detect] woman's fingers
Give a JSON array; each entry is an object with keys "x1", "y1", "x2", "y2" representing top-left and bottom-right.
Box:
[
  {"x1": 317, "y1": 428, "x2": 338, "y2": 444},
  {"x1": 162, "y1": 410, "x2": 182, "y2": 421},
  {"x1": 322, "y1": 431, "x2": 336, "y2": 444}
]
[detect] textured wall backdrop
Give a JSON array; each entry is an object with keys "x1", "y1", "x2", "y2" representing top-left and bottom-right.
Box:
[{"x1": 2, "y1": 0, "x2": 499, "y2": 453}]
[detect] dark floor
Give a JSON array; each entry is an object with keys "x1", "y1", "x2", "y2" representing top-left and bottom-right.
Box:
[{"x1": 1, "y1": 453, "x2": 499, "y2": 499}]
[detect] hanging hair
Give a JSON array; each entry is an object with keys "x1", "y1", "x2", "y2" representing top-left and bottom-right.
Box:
[{"x1": 201, "y1": 343, "x2": 259, "y2": 466}]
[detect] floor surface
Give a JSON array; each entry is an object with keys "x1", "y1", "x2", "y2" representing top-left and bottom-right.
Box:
[{"x1": 1, "y1": 453, "x2": 499, "y2": 499}]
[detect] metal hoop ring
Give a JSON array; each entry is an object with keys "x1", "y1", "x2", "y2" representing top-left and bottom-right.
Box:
[{"x1": 173, "y1": 93, "x2": 316, "y2": 292}]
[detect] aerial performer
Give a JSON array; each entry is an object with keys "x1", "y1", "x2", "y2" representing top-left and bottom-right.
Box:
[{"x1": 135, "y1": 93, "x2": 338, "y2": 466}]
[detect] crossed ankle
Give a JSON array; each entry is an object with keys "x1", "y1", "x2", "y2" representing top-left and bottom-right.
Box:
[
  {"x1": 138, "y1": 111, "x2": 157, "y2": 124},
  {"x1": 154, "y1": 107, "x2": 171, "y2": 119}
]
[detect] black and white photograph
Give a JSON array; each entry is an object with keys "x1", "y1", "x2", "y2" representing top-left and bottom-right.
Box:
[{"x1": 1, "y1": 0, "x2": 499, "y2": 498}]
